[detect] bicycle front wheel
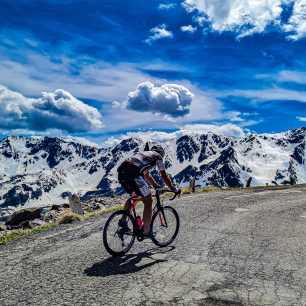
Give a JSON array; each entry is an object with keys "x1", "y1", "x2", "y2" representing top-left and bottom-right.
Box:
[
  {"x1": 103, "y1": 210, "x2": 136, "y2": 256},
  {"x1": 151, "y1": 206, "x2": 180, "y2": 247}
]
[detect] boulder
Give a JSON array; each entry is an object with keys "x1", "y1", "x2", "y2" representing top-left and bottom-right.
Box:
[
  {"x1": 5, "y1": 208, "x2": 42, "y2": 227},
  {"x1": 21, "y1": 220, "x2": 35, "y2": 229},
  {"x1": 32, "y1": 219, "x2": 46, "y2": 226},
  {"x1": 69, "y1": 194, "x2": 84, "y2": 216},
  {"x1": 51, "y1": 204, "x2": 62, "y2": 211}
]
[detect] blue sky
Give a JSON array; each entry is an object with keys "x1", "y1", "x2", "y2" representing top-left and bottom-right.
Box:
[{"x1": 1, "y1": 0, "x2": 306, "y2": 144}]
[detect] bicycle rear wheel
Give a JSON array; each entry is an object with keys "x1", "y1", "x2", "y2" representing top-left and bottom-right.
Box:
[
  {"x1": 151, "y1": 206, "x2": 180, "y2": 247},
  {"x1": 103, "y1": 210, "x2": 136, "y2": 256}
]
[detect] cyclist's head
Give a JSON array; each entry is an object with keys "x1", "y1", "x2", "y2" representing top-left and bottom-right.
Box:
[{"x1": 144, "y1": 142, "x2": 165, "y2": 158}]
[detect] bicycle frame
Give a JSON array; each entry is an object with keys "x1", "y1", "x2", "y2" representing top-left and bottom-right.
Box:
[{"x1": 127, "y1": 190, "x2": 163, "y2": 220}]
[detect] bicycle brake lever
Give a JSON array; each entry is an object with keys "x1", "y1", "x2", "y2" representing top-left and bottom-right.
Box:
[{"x1": 169, "y1": 189, "x2": 180, "y2": 201}]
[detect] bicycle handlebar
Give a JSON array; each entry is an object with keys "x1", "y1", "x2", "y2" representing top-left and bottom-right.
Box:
[{"x1": 155, "y1": 188, "x2": 181, "y2": 200}]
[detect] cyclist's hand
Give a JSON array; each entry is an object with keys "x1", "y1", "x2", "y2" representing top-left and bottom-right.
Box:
[{"x1": 172, "y1": 186, "x2": 179, "y2": 194}]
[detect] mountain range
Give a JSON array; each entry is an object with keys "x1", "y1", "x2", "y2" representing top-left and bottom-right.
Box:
[{"x1": 0, "y1": 127, "x2": 305, "y2": 214}]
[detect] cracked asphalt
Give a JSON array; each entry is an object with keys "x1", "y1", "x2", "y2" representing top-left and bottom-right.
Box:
[{"x1": 1, "y1": 186, "x2": 306, "y2": 306}]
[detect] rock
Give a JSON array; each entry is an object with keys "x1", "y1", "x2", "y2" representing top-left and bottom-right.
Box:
[
  {"x1": 21, "y1": 220, "x2": 35, "y2": 229},
  {"x1": 43, "y1": 210, "x2": 61, "y2": 222},
  {"x1": 69, "y1": 194, "x2": 84, "y2": 216},
  {"x1": 32, "y1": 219, "x2": 46, "y2": 226},
  {"x1": 51, "y1": 204, "x2": 62, "y2": 211},
  {"x1": 62, "y1": 203, "x2": 70, "y2": 209},
  {"x1": 82, "y1": 201, "x2": 101, "y2": 213},
  {"x1": 0, "y1": 224, "x2": 6, "y2": 231},
  {"x1": 5, "y1": 208, "x2": 42, "y2": 227}
]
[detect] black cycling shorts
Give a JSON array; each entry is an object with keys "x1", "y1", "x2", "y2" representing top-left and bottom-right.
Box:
[{"x1": 117, "y1": 161, "x2": 151, "y2": 198}]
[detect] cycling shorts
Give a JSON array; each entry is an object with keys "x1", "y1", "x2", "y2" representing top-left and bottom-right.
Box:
[{"x1": 117, "y1": 162, "x2": 151, "y2": 198}]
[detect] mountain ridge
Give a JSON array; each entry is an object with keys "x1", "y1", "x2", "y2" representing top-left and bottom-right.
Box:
[{"x1": 0, "y1": 127, "x2": 305, "y2": 214}]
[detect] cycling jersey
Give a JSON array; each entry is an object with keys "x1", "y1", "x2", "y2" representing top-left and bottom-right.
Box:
[
  {"x1": 117, "y1": 151, "x2": 165, "y2": 197},
  {"x1": 126, "y1": 151, "x2": 165, "y2": 174}
]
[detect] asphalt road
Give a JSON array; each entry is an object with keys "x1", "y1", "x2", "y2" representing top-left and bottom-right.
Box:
[{"x1": 1, "y1": 186, "x2": 306, "y2": 306}]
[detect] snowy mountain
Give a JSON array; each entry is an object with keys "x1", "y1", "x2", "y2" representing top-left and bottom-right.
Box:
[{"x1": 0, "y1": 127, "x2": 306, "y2": 213}]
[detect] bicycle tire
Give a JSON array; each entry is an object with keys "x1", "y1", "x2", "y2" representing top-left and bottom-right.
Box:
[
  {"x1": 103, "y1": 210, "x2": 137, "y2": 256},
  {"x1": 151, "y1": 206, "x2": 180, "y2": 247}
]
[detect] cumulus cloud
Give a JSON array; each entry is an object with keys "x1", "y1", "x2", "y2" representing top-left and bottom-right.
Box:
[
  {"x1": 183, "y1": 0, "x2": 306, "y2": 39},
  {"x1": 145, "y1": 24, "x2": 173, "y2": 44},
  {"x1": 181, "y1": 25, "x2": 198, "y2": 32},
  {"x1": 123, "y1": 82, "x2": 194, "y2": 117},
  {"x1": 0, "y1": 85, "x2": 103, "y2": 133},
  {"x1": 104, "y1": 123, "x2": 246, "y2": 147},
  {"x1": 283, "y1": 0, "x2": 306, "y2": 40}
]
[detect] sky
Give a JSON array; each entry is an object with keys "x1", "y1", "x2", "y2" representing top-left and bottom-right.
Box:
[{"x1": 1, "y1": 0, "x2": 306, "y2": 145}]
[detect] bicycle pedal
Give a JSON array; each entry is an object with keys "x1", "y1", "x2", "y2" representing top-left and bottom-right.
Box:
[{"x1": 137, "y1": 235, "x2": 144, "y2": 242}]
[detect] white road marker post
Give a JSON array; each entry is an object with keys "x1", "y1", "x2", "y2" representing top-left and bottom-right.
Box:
[{"x1": 69, "y1": 194, "x2": 84, "y2": 216}]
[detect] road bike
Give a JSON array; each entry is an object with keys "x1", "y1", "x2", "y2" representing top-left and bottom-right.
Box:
[{"x1": 103, "y1": 188, "x2": 181, "y2": 256}]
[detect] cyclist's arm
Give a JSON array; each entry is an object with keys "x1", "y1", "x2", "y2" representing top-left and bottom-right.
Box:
[
  {"x1": 144, "y1": 171, "x2": 160, "y2": 188},
  {"x1": 160, "y1": 170, "x2": 175, "y2": 191}
]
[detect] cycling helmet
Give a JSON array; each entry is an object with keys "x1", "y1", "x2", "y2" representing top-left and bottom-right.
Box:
[{"x1": 151, "y1": 144, "x2": 165, "y2": 158}]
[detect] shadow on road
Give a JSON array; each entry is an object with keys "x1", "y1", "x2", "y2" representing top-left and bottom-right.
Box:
[{"x1": 84, "y1": 246, "x2": 174, "y2": 277}]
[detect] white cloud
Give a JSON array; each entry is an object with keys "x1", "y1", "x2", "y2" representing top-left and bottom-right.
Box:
[
  {"x1": 297, "y1": 116, "x2": 306, "y2": 122},
  {"x1": 257, "y1": 70, "x2": 306, "y2": 84},
  {"x1": 230, "y1": 115, "x2": 244, "y2": 122},
  {"x1": 221, "y1": 87, "x2": 306, "y2": 103},
  {"x1": 105, "y1": 81, "x2": 242, "y2": 134},
  {"x1": 283, "y1": 0, "x2": 306, "y2": 40},
  {"x1": 145, "y1": 24, "x2": 173, "y2": 44},
  {"x1": 158, "y1": 3, "x2": 177, "y2": 10},
  {"x1": 180, "y1": 123, "x2": 245, "y2": 137},
  {"x1": 62, "y1": 136, "x2": 100, "y2": 147},
  {"x1": 123, "y1": 81, "x2": 194, "y2": 117},
  {"x1": 0, "y1": 85, "x2": 103, "y2": 133},
  {"x1": 183, "y1": 0, "x2": 306, "y2": 39},
  {"x1": 181, "y1": 25, "x2": 198, "y2": 32},
  {"x1": 0, "y1": 55, "x2": 158, "y2": 102},
  {"x1": 104, "y1": 123, "x2": 246, "y2": 147},
  {"x1": 229, "y1": 113, "x2": 262, "y2": 126}
]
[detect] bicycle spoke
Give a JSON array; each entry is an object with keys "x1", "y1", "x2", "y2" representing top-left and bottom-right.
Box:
[
  {"x1": 103, "y1": 211, "x2": 136, "y2": 256},
  {"x1": 151, "y1": 206, "x2": 179, "y2": 247}
]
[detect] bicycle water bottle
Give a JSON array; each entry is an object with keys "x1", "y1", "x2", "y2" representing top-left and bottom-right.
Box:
[{"x1": 136, "y1": 216, "x2": 143, "y2": 229}]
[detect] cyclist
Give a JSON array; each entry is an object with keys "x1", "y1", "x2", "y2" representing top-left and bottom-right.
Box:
[{"x1": 117, "y1": 142, "x2": 177, "y2": 238}]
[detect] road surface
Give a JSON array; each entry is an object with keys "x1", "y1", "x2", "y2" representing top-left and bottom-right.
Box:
[{"x1": 1, "y1": 186, "x2": 306, "y2": 306}]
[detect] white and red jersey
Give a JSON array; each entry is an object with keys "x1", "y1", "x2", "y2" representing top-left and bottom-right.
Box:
[{"x1": 126, "y1": 151, "x2": 165, "y2": 174}]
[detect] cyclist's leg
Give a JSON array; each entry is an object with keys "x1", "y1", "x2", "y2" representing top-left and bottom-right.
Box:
[
  {"x1": 142, "y1": 194, "x2": 153, "y2": 235},
  {"x1": 123, "y1": 198, "x2": 132, "y2": 210},
  {"x1": 120, "y1": 198, "x2": 132, "y2": 222},
  {"x1": 133, "y1": 176, "x2": 152, "y2": 235}
]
